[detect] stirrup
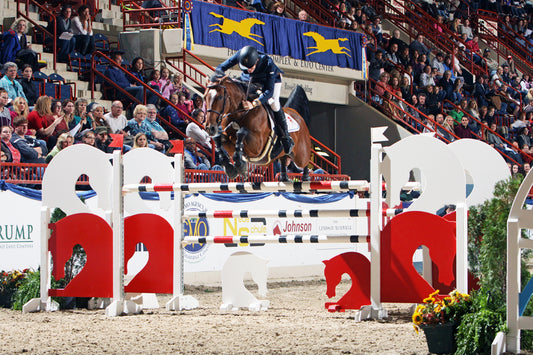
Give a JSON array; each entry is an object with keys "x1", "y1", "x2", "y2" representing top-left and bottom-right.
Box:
[{"x1": 270, "y1": 139, "x2": 284, "y2": 159}]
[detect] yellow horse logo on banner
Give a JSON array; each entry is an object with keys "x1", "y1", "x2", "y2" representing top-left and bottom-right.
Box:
[
  {"x1": 209, "y1": 12, "x2": 264, "y2": 46},
  {"x1": 303, "y1": 32, "x2": 351, "y2": 57}
]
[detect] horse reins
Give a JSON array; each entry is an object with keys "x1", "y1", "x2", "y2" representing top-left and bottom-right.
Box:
[{"x1": 206, "y1": 82, "x2": 253, "y2": 126}]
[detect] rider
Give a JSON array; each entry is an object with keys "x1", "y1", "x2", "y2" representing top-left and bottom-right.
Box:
[{"x1": 214, "y1": 45, "x2": 294, "y2": 158}]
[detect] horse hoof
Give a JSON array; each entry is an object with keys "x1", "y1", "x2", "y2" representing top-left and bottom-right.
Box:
[{"x1": 224, "y1": 165, "x2": 238, "y2": 179}]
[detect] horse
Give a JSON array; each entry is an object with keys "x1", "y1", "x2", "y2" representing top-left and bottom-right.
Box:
[{"x1": 204, "y1": 76, "x2": 312, "y2": 181}]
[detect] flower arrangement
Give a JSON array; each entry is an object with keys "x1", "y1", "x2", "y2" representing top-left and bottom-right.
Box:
[
  {"x1": 412, "y1": 289, "x2": 472, "y2": 333},
  {"x1": 0, "y1": 269, "x2": 29, "y2": 293}
]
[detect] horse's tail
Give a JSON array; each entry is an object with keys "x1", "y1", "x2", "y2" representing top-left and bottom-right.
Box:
[{"x1": 284, "y1": 85, "x2": 310, "y2": 126}]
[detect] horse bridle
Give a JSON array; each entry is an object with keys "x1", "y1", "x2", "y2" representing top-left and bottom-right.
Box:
[{"x1": 206, "y1": 83, "x2": 229, "y2": 125}]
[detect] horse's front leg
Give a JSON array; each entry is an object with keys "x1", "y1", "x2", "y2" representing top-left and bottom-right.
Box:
[
  {"x1": 233, "y1": 127, "x2": 249, "y2": 177},
  {"x1": 279, "y1": 156, "x2": 289, "y2": 182},
  {"x1": 214, "y1": 133, "x2": 237, "y2": 179}
]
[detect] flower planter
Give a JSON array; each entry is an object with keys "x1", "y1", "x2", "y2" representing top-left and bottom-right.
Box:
[
  {"x1": 421, "y1": 321, "x2": 455, "y2": 354},
  {"x1": 0, "y1": 289, "x2": 14, "y2": 308}
]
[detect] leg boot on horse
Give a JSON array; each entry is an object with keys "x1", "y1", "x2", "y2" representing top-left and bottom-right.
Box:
[
  {"x1": 214, "y1": 133, "x2": 238, "y2": 179},
  {"x1": 233, "y1": 127, "x2": 249, "y2": 176},
  {"x1": 270, "y1": 110, "x2": 294, "y2": 159}
]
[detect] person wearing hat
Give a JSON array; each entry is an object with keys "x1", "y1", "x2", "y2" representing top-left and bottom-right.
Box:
[
  {"x1": 431, "y1": 52, "x2": 445, "y2": 81},
  {"x1": 94, "y1": 126, "x2": 113, "y2": 153},
  {"x1": 214, "y1": 45, "x2": 294, "y2": 159}
]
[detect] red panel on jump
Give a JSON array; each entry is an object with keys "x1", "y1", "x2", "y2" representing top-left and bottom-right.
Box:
[
  {"x1": 213, "y1": 211, "x2": 233, "y2": 218},
  {"x1": 124, "y1": 214, "x2": 174, "y2": 294},
  {"x1": 213, "y1": 236, "x2": 235, "y2": 243},
  {"x1": 48, "y1": 213, "x2": 113, "y2": 298}
]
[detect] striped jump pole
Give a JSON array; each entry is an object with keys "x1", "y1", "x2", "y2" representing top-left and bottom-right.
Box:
[
  {"x1": 122, "y1": 180, "x2": 371, "y2": 194},
  {"x1": 182, "y1": 235, "x2": 370, "y2": 246},
  {"x1": 182, "y1": 208, "x2": 403, "y2": 220}
]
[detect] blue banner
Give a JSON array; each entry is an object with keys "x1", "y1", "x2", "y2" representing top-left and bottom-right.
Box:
[{"x1": 191, "y1": 0, "x2": 364, "y2": 70}]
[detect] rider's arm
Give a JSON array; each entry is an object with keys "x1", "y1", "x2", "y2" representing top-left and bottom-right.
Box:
[
  {"x1": 216, "y1": 51, "x2": 241, "y2": 74},
  {"x1": 257, "y1": 62, "x2": 277, "y2": 106}
]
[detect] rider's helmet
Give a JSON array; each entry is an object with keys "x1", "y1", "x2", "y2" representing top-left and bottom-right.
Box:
[{"x1": 238, "y1": 46, "x2": 259, "y2": 71}]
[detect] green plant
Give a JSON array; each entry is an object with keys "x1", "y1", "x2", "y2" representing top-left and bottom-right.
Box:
[{"x1": 11, "y1": 269, "x2": 40, "y2": 310}]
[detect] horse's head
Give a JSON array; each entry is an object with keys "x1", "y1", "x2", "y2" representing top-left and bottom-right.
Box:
[
  {"x1": 323, "y1": 259, "x2": 342, "y2": 298},
  {"x1": 204, "y1": 76, "x2": 245, "y2": 136}
]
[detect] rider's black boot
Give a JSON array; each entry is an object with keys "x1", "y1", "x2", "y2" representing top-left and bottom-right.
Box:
[{"x1": 270, "y1": 110, "x2": 294, "y2": 159}]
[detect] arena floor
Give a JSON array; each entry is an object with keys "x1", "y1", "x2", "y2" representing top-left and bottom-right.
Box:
[{"x1": 0, "y1": 280, "x2": 429, "y2": 354}]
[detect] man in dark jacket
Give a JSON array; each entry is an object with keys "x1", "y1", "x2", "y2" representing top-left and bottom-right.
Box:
[{"x1": 215, "y1": 46, "x2": 293, "y2": 158}]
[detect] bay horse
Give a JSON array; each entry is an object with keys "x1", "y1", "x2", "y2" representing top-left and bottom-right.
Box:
[{"x1": 204, "y1": 76, "x2": 312, "y2": 181}]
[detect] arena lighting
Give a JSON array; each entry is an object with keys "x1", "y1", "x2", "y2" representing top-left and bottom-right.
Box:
[{"x1": 316, "y1": 151, "x2": 330, "y2": 157}]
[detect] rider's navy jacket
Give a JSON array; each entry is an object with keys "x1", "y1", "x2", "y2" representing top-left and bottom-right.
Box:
[{"x1": 216, "y1": 51, "x2": 283, "y2": 106}]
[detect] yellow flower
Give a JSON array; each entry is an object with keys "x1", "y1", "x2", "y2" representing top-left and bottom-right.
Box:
[{"x1": 412, "y1": 312, "x2": 423, "y2": 325}]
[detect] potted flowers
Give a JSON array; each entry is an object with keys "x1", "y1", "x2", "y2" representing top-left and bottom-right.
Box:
[
  {"x1": 0, "y1": 269, "x2": 29, "y2": 308},
  {"x1": 412, "y1": 289, "x2": 472, "y2": 354}
]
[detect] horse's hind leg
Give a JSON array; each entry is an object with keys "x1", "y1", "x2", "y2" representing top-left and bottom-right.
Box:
[{"x1": 233, "y1": 127, "x2": 249, "y2": 177}]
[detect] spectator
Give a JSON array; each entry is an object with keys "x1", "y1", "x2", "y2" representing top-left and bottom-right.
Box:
[
  {"x1": 80, "y1": 130, "x2": 96, "y2": 146},
  {"x1": 466, "y1": 99, "x2": 480, "y2": 120},
  {"x1": 525, "y1": 162, "x2": 531, "y2": 175},
  {"x1": 385, "y1": 43, "x2": 400, "y2": 65},
  {"x1": 104, "y1": 100, "x2": 128, "y2": 134},
  {"x1": 61, "y1": 99, "x2": 80, "y2": 136},
  {"x1": 465, "y1": 35, "x2": 483, "y2": 66},
  {"x1": 141, "y1": 0, "x2": 166, "y2": 22},
  {"x1": 147, "y1": 69, "x2": 161, "y2": 92},
  {"x1": 71, "y1": 5, "x2": 95, "y2": 56},
  {"x1": 17, "y1": 65, "x2": 38, "y2": 106},
  {"x1": 11, "y1": 116, "x2": 47, "y2": 163},
  {"x1": 130, "y1": 57, "x2": 147, "y2": 83},
  {"x1": 0, "y1": 125, "x2": 21, "y2": 163},
  {"x1": 0, "y1": 18, "x2": 39, "y2": 72},
  {"x1": 184, "y1": 137, "x2": 211, "y2": 170},
  {"x1": 368, "y1": 50, "x2": 386, "y2": 81},
  {"x1": 431, "y1": 52, "x2": 446, "y2": 80},
  {"x1": 27, "y1": 95, "x2": 63, "y2": 143},
  {"x1": 486, "y1": 122, "x2": 506, "y2": 151},
  {"x1": 271, "y1": 2, "x2": 288, "y2": 17},
  {"x1": 73, "y1": 98, "x2": 93, "y2": 132},
  {"x1": 55, "y1": 5, "x2": 76, "y2": 63},
  {"x1": 168, "y1": 73, "x2": 190, "y2": 99},
  {"x1": 370, "y1": 17, "x2": 383, "y2": 45},
  {"x1": 450, "y1": 98, "x2": 468, "y2": 124},
  {"x1": 451, "y1": 79, "x2": 464, "y2": 104},
  {"x1": 415, "y1": 92, "x2": 429, "y2": 117},
  {"x1": 455, "y1": 116, "x2": 475, "y2": 138},
  {"x1": 161, "y1": 92, "x2": 189, "y2": 131},
  {"x1": 0, "y1": 89, "x2": 12, "y2": 127},
  {"x1": 45, "y1": 132, "x2": 73, "y2": 163},
  {"x1": 103, "y1": 50, "x2": 145, "y2": 105},
  {"x1": 460, "y1": 18, "x2": 474, "y2": 40},
  {"x1": 0, "y1": 62, "x2": 26, "y2": 102},
  {"x1": 132, "y1": 132, "x2": 149, "y2": 149},
  {"x1": 125, "y1": 104, "x2": 164, "y2": 151},
  {"x1": 409, "y1": 34, "x2": 431, "y2": 57},
  {"x1": 426, "y1": 85, "x2": 441, "y2": 115},
  {"x1": 145, "y1": 104, "x2": 170, "y2": 150},
  {"x1": 10, "y1": 96, "x2": 29, "y2": 121},
  {"x1": 517, "y1": 127, "x2": 532, "y2": 148},
  {"x1": 49, "y1": 99, "x2": 69, "y2": 140},
  {"x1": 473, "y1": 74, "x2": 490, "y2": 107},
  {"x1": 88, "y1": 103, "x2": 111, "y2": 128},
  {"x1": 483, "y1": 49, "x2": 499, "y2": 75},
  {"x1": 94, "y1": 126, "x2": 112, "y2": 153},
  {"x1": 158, "y1": 67, "x2": 173, "y2": 99},
  {"x1": 186, "y1": 108, "x2": 211, "y2": 150},
  {"x1": 398, "y1": 47, "x2": 410, "y2": 68},
  {"x1": 191, "y1": 93, "x2": 204, "y2": 112},
  {"x1": 298, "y1": 10, "x2": 309, "y2": 22},
  {"x1": 388, "y1": 29, "x2": 408, "y2": 53},
  {"x1": 438, "y1": 70, "x2": 454, "y2": 100},
  {"x1": 420, "y1": 65, "x2": 436, "y2": 87}
]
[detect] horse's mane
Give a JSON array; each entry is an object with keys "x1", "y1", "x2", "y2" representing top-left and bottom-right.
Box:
[
  {"x1": 284, "y1": 85, "x2": 311, "y2": 126},
  {"x1": 218, "y1": 76, "x2": 261, "y2": 101}
]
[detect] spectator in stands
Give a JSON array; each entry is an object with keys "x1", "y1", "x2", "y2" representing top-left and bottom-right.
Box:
[
  {"x1": 416, "y1": 92, "x2": 429, "y2": 116},
  {"x1": 0, "y1": 18, "x2": 39, "y2": 72},
  {"x1": 141, "y1": 0, "x2": 166, "y2": 22},
  {"x1": 501, "y1": 64, "x2": 515, "y2": 84},
  {"x1": 460, "y1": 18, "x2": 474, "y2": 40},
  {"x1": 512, "y1": 111, "x2": 529, "y2": 131},
  {"x1": 162, "y1": 92, "x2": 189, "y2": 132},
  {"x1": 10, "y1": 96, "x2": 29, "y2": 121},
  {"x1": 45, "y1": 132, "x2": 73, "y2": 163},
  {"x1": 184, "y1": 137, "x2": 211, "y2": 170},
  {"x1": 386, "y1": 43, "x2": 400, "y2": 65},
  {"x1": 104, "y1": 100, "x2": 128, "y2": 134},
  {"x1": 484, "y1": 49, "x2": 499, "y2": 75},
  {"x1": 271, "y1": 2, "x2": 288, "y2": 17},
  {"x1": 71, "y1": 5, "x2": 95, "y2": 56},
  {"x1": 409, "y1": 34, "x2": 431, "y2": 57},
  {"x1": 169, "y1": 73, "x2": 190, "y2": 99},
  {"x1": 186, "y1": 108, "x2": 211, "y2": 150},
  {"x1": 491, "y1": 83, "x2": 520, "y2": 116},
  {"x1": 426, "y1": 85, "x2": 441, "y2": 115},
  {"x1": 55, "y1": 5, "x2": 76, "y2": 63},
  {"x1": 27, "y1": 95, "x2": 63, "y2": 143},
  {"x1": 158, "y1": 67, "x2": 173, "y2": 99},
  {"x1": 0, "y1": 89, "x2": 12, "y2": 127},
  {"x1": 132, "y1": 132, "x2": 149, "y2": 149},
  {"x1": 125, "y1": 104, "x2": 165, "y2": 151},
  {"x1": 525, "y1": 162, "x2": 531, "y2": 175},
  {"x1": 0, "y1": 125, "x2": 21, "y2": 163},
  {"x1": 130, "y1": 57, "x2": 147, "y2": 83},
  {"x1": 73, "y1": 98, "x2": 93, "y2": 132},
  {"x1": 400, "y1": 76, "x2": 411, "y2": 99},
  {"x1": 473, "y1": 74, "x2": 490, "y2": 107},
  {"x1": 104, "y1": 50, "x2": 145, "y2": 105},
  {"x1": 439, "y1": 70, "x2": 454, "y2": 100},
  {"x1": 191, "y1": 93, "x2": 204, "y2": 112},
  {"x1": 398, "y1": 47, "x2": 410, "y2": 68},
  {"x1": 94, "y1": 126, "x2": 112, "y2": 153},
  {"x1": 298, "y1": 10, "x2": 309, "y2": 22},
  {"x1": 17, "y1": 65, "x2": 38, "y2": 106},
  {"x1": 389, "y1": 29, "x2": 408, "y2": 53},
  {"x1": 88, "y1": 103, "x2": 111, "y2": 129},
  {"x1": 413, "y1": 55, "x2": 428, "y2": 86},
  {"x1": 369, "y1": 50, "x2": 386, "y2": 81},
  {"x1": 370, "y1": 17, "x2": 383, "y2": 45},
  {"x1": 148, "y1": 69, "x2": 161, "y2": 92},
  {"x1": 487, "y1": 122, "x2": 506, "y2": 150},
  {"x1": 517, "y1": 127, "x2": 532, "y2": 148},
  {"x1": 455, "y1": 116, "x2": 475, "y2": 138},
  {"x1": 49, "y1": 99, "x2": 69, "y2": 139},
  {"x1": 420, "y1": 65, "x2": 436, "y2": 87},
  {"x1": 431, "y1": 52, "x2": 446, "y2": 80},
  {"x1": 450, "y1": 98, "x2": 467, "y2": 124},
  {"x1": 465, "y1": 36, "x2": 483, "y2": 66},
  {"x1": 61, "y1": 99, "x2": 79, "y2": 136},
  {"x1": 80, "y1": 130, "x2": 96, "y2": 146},
  {"x1": 467, "y1": 99, "x2": 480, "y2": 120},
  {"x1": 11, "y1": 116, "x2": 46, "y2": 163},
  {"x1": 451, "y1": 79, "x2": 464, "y2": 104},
  {"x1": 145, "y1": 104, "x2": 170, "y2": 149},
  {"x1": 0, "y1": 62, "x2": 26, "y2": 102}
]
